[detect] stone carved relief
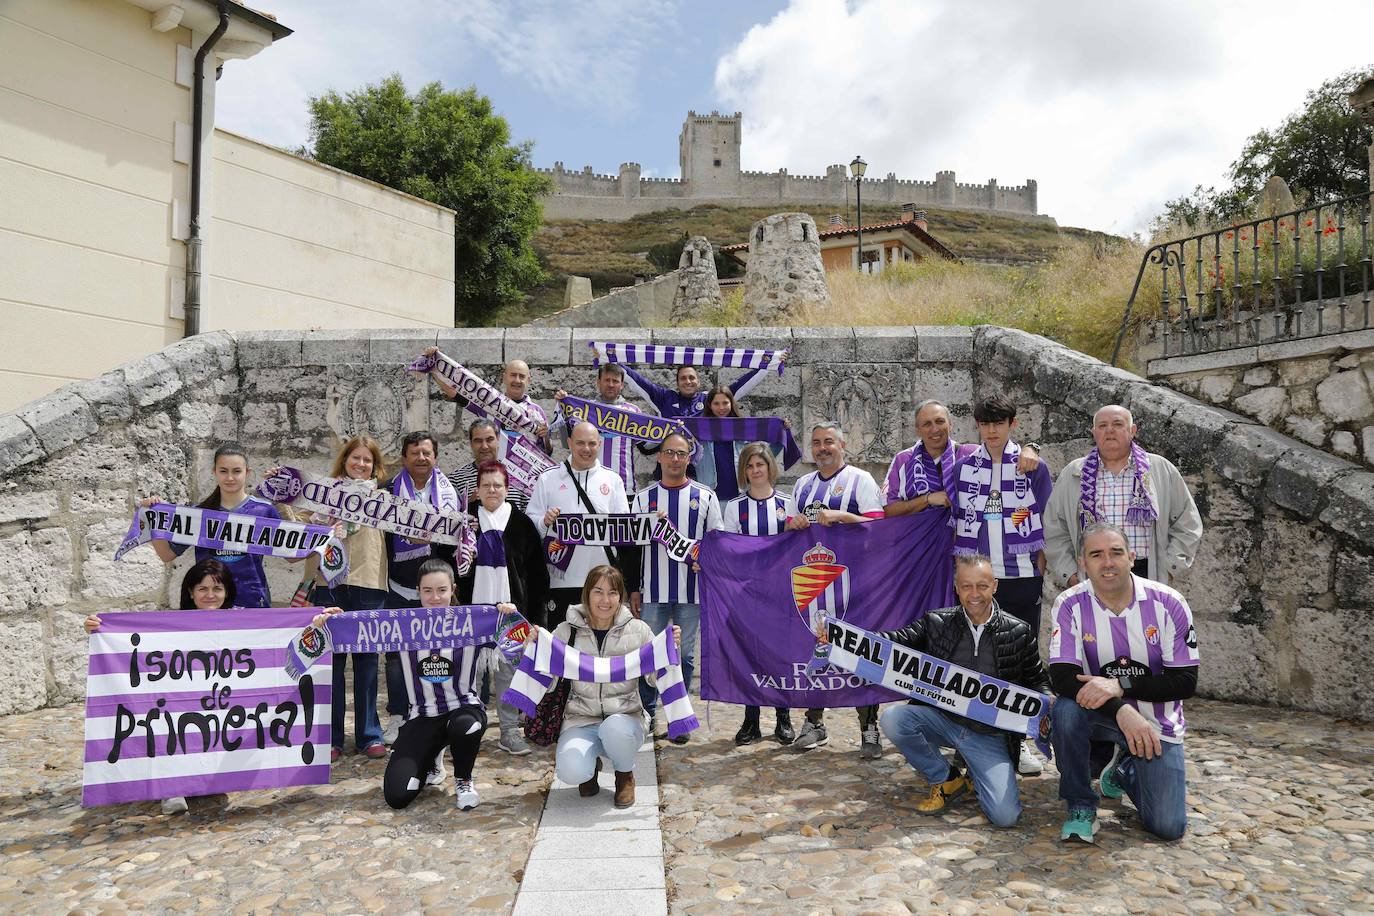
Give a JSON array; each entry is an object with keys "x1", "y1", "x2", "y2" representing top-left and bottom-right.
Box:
[
  {"x1": 801, "y1": 365, "x2": 905, "y2": 463},
  {"x1": 324, "y1": 367, "x2": 429, "y2": 456}
]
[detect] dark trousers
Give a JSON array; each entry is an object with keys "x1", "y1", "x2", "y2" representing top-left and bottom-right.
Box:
[
  {"x1": 744, "y1": 706, "x2": 791, "y2": 724},
  {"x1": 316, "y1": 585, "x2": 387, "y2": 751},
  {"x1": 384, "y1": 588, "x2": 415, "y2": 716},
  {"x1": 383, "y1": 706, "x2": 487, "y2": 810},
  {"x1": 805, "y1": 705, "x2": 879, "y2": 729},
  {"x1": 548, "y1": 587, "x2": 582, "y2": 629},
  {"x1": 995, "y1": 574, "x2": 1044, "y2": 637}
]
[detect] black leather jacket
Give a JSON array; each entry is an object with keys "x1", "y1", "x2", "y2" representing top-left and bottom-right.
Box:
[{"x1": 882, "y1": 603, "x2": 1050, "y2": 759}]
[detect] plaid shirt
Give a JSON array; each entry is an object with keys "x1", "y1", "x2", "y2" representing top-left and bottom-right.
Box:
[{"x1": 1096, "y1": 461, "x2": 1152, "y2": 558}]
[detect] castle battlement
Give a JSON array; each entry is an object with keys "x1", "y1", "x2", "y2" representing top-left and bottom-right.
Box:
[{"x1": 539, "y1": 112, "x2": 1045, "y2": 223}]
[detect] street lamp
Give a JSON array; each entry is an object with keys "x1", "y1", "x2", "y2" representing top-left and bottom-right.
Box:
[{"x1": 850, "y1": 155, "x2": 867, "y2": 273}]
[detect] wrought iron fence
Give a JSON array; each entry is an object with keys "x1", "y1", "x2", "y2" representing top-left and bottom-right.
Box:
[{"x1": 1110, "y1": 190, "x2": 1373, "y2": 365}]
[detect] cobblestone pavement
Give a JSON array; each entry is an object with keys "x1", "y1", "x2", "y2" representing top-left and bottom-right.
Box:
[
  {"x1": 0, "y1": 704, "x2": 553, "y2": 914},
  {"x1": 657, "y1": 699, "x2": 1374, "y2": 915}
]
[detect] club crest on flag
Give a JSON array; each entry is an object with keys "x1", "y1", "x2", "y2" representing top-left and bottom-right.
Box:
[{"x1": 791, "y1": 542, "x2": 850, "y2": 630}]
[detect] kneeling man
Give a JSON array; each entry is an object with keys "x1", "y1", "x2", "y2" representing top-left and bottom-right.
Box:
[
  {"x1": 874, "y1": 554, "x2": 1049, "y2": 826},
  {"x1": 1049, "y1": 523, "x2": 1197, "y2": 843}
]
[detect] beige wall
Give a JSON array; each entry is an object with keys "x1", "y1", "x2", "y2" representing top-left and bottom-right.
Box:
[
  {"x1": 0, "y1": 0, "x2": 190, "y2": 412},
  {"x1": 207, "y1": 131, "x2": 455, "y2": 331},
  {"x1": 0, "y1": 1, "x2": 456, "y2": 415}
]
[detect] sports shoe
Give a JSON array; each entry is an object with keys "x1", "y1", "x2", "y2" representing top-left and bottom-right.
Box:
[
  {"x1": 1061, "y1": 808, "x2": 1100, "y2": 843},
  {"x1": 426, "y1": 756, "x2": 447, "y2": 787},
  {"x1": 382, "y1": 714, "x2": 404, "y2": 746},
  {"x1": 671, "y1": 732, "x2": 690, "y2": 745},
  {"x1": 792, "y1": 721, "x2": 828, "y2": 750},
  {"x1": 455, "y1": 778, "x2": 479, "y2": 810},
  {"x1": 914, "y1": 769, "x2": 969, "y2": 814},
  {"x1": 363, "y1": 742, "x2": 388, "y2": 760},
  {"x1": 330, "y1": 746, "x2": 343, "y2": 764},
  {"x1": 860, "y1": 725, "x2": 882, "y2": 759},
  {"x1": 734, "y1": 720, "x2": 763, "y2": 746},
  {"x1": 774, "y1": 714, "x2": 796, "y2": 746},
  {"x1": 160, "y1": 796, "x2": 189, "y2": 816},
  {"x1": 1098, "y1": 744, "x2": 1126, "y2": 799},
  {"x1": 499, "y1": 732, "x2": 532, "y2": 756},
  {"x1": 1018, "y1": 743, "x2": 1044, "y2": 776}
]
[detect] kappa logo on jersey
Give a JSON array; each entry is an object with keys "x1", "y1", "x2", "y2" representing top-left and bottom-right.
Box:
[
  {"x1": 790, "y1": 542, "x2": 849, "y2": 629},
  {"x1": 1185, "y1": 625, "x2": 1198, "y2": 649}
]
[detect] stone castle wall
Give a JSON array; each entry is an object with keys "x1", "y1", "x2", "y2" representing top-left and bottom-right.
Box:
[
  {"x1": 1, "y1": 327, "x2": 1372, "y2": 719},
  {"x1": 1147, "y1": 328, "x2": 1374, "y2": 469}
]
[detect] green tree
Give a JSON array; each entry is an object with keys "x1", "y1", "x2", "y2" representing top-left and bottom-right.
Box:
[{"x1": 307, "y1": 74, "x2": 552, "y2": 325}]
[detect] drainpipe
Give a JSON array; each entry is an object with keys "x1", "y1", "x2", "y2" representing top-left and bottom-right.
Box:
[{"x1": 184, "y1": 0, "x2": 230, "y2": 337}]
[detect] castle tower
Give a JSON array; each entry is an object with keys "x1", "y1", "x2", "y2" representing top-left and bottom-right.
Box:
[
  {"x1": 679, "y1": 110, "x2": 742, "y2": 197},
  {"x1": 618, "y1": 162, "x2": 641, "y2": 199}
]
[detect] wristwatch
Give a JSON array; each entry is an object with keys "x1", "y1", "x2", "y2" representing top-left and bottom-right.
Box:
[
  {"x1": 1117, "y1": 675, "x2": 1133, "y2": 694},
  {"x1": 1025, "y1": 441, "x2": 1043, "y2": 454}
]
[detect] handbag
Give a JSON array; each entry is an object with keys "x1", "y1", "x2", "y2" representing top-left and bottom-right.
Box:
[{"x1": 523, "y1": 676, "x2": 571, "y2": 747}]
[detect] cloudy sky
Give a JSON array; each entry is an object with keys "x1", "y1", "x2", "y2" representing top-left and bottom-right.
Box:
[{"x1": 217, "y1": 0, "x2": 1373, "y2": 236}]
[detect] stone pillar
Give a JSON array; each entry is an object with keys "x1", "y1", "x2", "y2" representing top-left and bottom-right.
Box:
[
  {"x1": 563, "y1": 276, "x2": 593, "y2": 310},
  {"x1": 669, "y1": 236, "x2": 723, "y2": 325},
  {"x1": 1349, "y1": 77, "x2": 1374, "y2": 192},
  {"x1": 741, "y1": 213, "x2": 829, "y2": 324}
]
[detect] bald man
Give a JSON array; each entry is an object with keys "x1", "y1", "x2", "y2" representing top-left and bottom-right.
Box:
[
  {"x1": 433, "y1": 354, "x2": 553, "y2": 456},
  {"x1": 1043, "y1": 405, "x2": 1202, "y2": 589}
]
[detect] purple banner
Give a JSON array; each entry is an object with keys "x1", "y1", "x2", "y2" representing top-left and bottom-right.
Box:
[
  {"x1": 83, "y1": 608, "x2": 330, "y2": 807},
  {"x1": 698, "y1": 513, "x2": 955, "y2": 708},
  {"x1": 679, "y1": 416, "x2": 802, "y2": 469}
]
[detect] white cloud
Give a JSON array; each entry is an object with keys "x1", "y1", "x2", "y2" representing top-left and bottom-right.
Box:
[
  {"x1": 714, "y1": 0, "x2": 1374, "y2": 235},
  {"x1": 216, "y1": 0, "x2": 678, "y2": 151}
]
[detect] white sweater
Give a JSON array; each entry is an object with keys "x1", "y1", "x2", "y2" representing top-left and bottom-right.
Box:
[{"x1": 525, "y1": 460, "x2": 630, "y2": 590}]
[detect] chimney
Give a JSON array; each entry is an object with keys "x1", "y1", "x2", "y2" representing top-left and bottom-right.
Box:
[
  {"x1": 827, "y1": 214, "x2": 844, "y2": 228},
  {"x1": 901, "y1": 203, "x2": 928, "y2": 232}
]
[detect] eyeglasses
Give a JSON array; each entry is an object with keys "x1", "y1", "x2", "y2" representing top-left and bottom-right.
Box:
[
  {"x1": 478, "y1": 482, "x2": 506, "y2": 490},
  {"x1": 662, "y1": 449, "x2": 690, "y2": 459}
]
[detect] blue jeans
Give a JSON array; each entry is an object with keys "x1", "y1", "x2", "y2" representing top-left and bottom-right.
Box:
[
  {"x1": 1051, "y1": 700, "x2": 1189, "y2": 841},
  {"x1": 317, "y1": 585, "x2": 387, "y2": 750},
  {"x1": 556, "y1": 714, "x2": 646, "y2": 783},
  {"x1": 385, "y1": 589, "x2": 415, "y2": 716},
  {"x1": 880, "y1": 703, "x2": 1022, "y2": 827},
  {"x1": 638, "y1": 602, "x2": 699, "y2": 716}
]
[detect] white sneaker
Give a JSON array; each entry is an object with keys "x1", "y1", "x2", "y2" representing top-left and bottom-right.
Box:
[
  {"x1": 383, "y1": 714, "x2": 403, "y2": 746},
  {"x1": 793, "y1": 721, "x2": 829, "y2": 750},
  {"x1": 160, "y1": 796, "x2": 188, "y2": 816},
  {"x1": 455, "y1": 778, "x2": 479, "y2": 810},
  {"x1": 1018, "y1": 743, "x2": 1044, "y2": 776},
  {"x1": 426, "y1": 755, "x2": 448, "y2": 787}
]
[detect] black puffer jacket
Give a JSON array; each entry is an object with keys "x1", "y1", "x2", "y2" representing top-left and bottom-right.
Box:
[{"x1": 883, "y1": 604, "x2": 1050, "y2": 761}]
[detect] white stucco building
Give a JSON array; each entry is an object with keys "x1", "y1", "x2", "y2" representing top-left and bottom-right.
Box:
[{"x1": 0, "y1": 0, "x2": 457, "y2": 413}]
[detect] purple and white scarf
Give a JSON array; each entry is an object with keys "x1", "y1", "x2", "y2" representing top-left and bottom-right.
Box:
[
  {"x1": 556, "y1": 395, "x2": 687, "y2": 445},
  {"x1": 257, "y1": 467, "x2": 472, "y2": 546},
  {"x1": 903, "y1": 440, "x2": 975, "y2": 501},
  {"x1": 590, "y1": 341, "x2": 786, "y2": 375},
  {"x1": 499, "y1": 431, "x2": 555, "y2": 497},
  {"x1": 409, "y1": 350, "x2": 543, "y2": 437},
  {"x1": 952, "y1": 442, "x2": 1045, "y2": 557},
  {"x1": 502, "y1": 627, "x2": 699, "y2": 739},
  {"x1": 553, "y1": 512, "x2": 658, "y2": 546},
  {"x1": 117, "y1": 503, "x2": 348, "y2": 585},
  {"x1": 473, "y1": 504, "x2": 513, "y2": 675},
  {"x1": 679, "y1": 416, "x2": 802, "y2": 469},
  {"x1": 391, "y1": 468, "x2": 465, "y2": 563},
  {"x1": 1079, "y1": 442, "x2": 1157, "y2": 529}
]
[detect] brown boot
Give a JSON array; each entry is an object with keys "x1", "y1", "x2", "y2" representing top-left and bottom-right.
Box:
[
  {"x1": 579, "y1": 757, "x2": 601, "y2": 797},
  {"x1": 613, "y1": 770, "x2": 635, "y2": 809}
]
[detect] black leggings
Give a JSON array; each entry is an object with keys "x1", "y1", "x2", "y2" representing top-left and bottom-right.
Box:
[{"x1": 383, "y1": 706, "x2": 487, "y2": 810}]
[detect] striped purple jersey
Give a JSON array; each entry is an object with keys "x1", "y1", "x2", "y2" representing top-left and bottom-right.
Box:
[
  {"x1": 792, "y1": 464, "x2": 884, "y2": 521},
  {"x1": 399, "y1": 644, "x2": 484, "y2": 721},
  {"x1": 723, "y1": 491, "x2": 794, "y2": 536},
  {"x1": 1048, "y1": 577, "x2": 1200, "y2": 742},
  {"x1": 632, "y1": 480, "x2": 724, "y2": 603}
]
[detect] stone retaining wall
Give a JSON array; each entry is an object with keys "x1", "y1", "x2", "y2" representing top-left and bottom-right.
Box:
[{"x1": 1, "y1": 327, "x2": 1371, "y2": 718}]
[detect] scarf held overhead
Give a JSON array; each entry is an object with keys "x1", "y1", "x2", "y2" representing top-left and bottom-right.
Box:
[
  {"x1": 1079, "y1": 442, "x2": 1157, "y2": 528},
  {"x1": 952, "y1": 442, "x2": 1045, "y2": 557},
  {"x1": 811, "y1": 616, "x2": 1052, "y2": 756},
  {"x1": 285, "y1": 604, "x2": 530, "y2": 680},
  {"x1": 256, "y1": 467, "x2": 472, "y2": 546},
  {"x1": 499, "y1": 431, "x2": 555, "y2": 496},
  {"x1": 502, "y1": 627, "x2": 699, "y2": 739},
  {"x1": 679, "y1": 416, "x2": 802, "y2": 469},
  {"x1": 408, "y1": 350, "x2": 544, "y2": 436},
  {"x1": 557, "y1": 395, "x2": 686, "y2": 445},
  {"x1": 590, "y1": 341, "x2": 787, "y2": 376},
  {"x1": 116, "y1": 503, "x2": 348, "y2": 586}
]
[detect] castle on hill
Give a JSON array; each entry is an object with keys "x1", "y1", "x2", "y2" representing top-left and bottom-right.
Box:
[{"x1": 538, "y1": 111, "x2": 1046, "y2": 222}]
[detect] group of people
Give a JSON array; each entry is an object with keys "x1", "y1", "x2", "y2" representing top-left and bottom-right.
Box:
[{"x1": 84, "y1": 348, "x2": 1206, "y2": 845}]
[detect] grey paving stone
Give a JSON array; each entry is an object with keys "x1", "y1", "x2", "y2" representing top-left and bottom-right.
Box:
[
  {"x1": 513, "y1": 889, "x2": 667, "y2": 916},
  {"x1": 520, "y1": 856, "x2": 664, "y2": 892},
  {"x1": 527, "y1": 829, "x2": 664, "y2": 861}
]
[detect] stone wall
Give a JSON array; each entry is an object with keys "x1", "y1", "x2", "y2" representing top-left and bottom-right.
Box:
[
  {"x1": 2, "y1": 326, "x2": 1372, "y2": 720},
  {"x1": 1147, "y1": 328, "x2": 1374, "y2": 469},
  {"x1": 525, "y1": 271, "x2": 679, "y2": 328}
]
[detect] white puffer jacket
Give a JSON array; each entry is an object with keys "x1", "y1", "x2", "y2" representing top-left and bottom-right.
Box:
[{"x1": 553, "y1": 603, "x2": 655, "y2": 733}]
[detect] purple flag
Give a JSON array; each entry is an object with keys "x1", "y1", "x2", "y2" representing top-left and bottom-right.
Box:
[
  {"x1": 699, "y1": 513, "x2": 954, "y2": 708},
  {"x1": 83, "y1": 608, "x2": 330, "y2": 807},
  {"x1": 679, "y1": 416, "x2": 802, "y2": 469}
]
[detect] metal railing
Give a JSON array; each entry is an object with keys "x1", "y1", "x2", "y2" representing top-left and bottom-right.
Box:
[{"x1": 1110, "y1": 190, "x2": 1374, "y2": 365}]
